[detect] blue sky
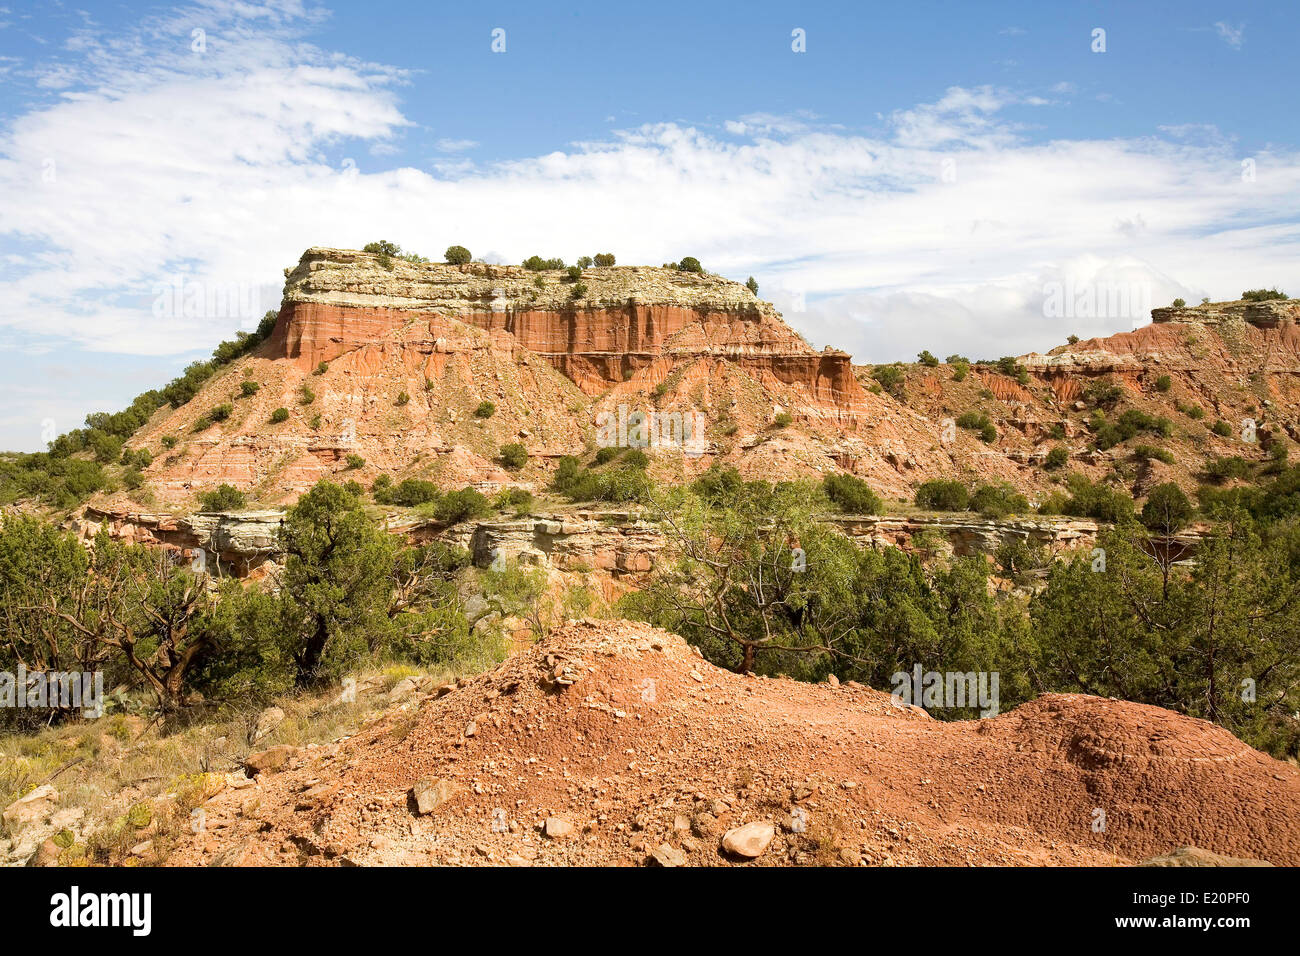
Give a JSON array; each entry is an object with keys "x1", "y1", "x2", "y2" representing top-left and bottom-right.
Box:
[{"x1": 0, "y1": 0, "x2": 1297, "y2": 451}]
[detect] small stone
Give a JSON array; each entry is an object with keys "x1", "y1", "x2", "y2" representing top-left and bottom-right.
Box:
[
  {"x1": 250, "y1": 706, "x2": 285, "y2": 743},
  {"x1": 245, "y1": 745, "x2": 297, "y2": 774},
  {"x1": 651, "y1": 843, "x2": 686, "y2": 867},
  {"x1": 411, "y1": 778, "x2": 461, "y2": 815},
  {"x1": 543, "y1": 816, "x2": 575, "y2": 839},
  {"x1": 721, "y1": 821, "x2": 775, "y2": 859}
]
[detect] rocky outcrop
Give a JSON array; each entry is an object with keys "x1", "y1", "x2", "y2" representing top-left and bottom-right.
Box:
[
  {"x1": 1151, "y1": 298, "x2": 1300, "y2": 329},
  {"x1": 269, "y1": 248, "x2": 867, "y2": 414},
  {"x1": 77, "y1": 507, "x2": 283, "y2": 576}
]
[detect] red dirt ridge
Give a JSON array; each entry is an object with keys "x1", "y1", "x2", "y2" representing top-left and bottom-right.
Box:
[{"x1": 171, "y1": 620, "x2": 1300, "y2": 867}]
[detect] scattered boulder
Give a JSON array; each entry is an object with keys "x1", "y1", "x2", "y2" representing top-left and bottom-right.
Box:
[
  {"x1": 2, "y1": 784, "x2": 58, "y2": 834},
  {"x1": 1139, "y1": 846, "x2": 1274, "y2": 867},
  {"x1": 411, "y1": 778, "x2": 461, "y2": 815},
  {"x1": 650, "y1": 843, "x2": 687, "y2": 867},
  {"x1": 543, "y1": 816, "x2": 575, "y2": 839},
  {"x1": 245, "y1": 745, "x2": 297, "y2": 774},
  {"x1": 721, "y1": 821, "x2": 775, "y2": 859},
  {"x1": 251, "y1": 706, "x2": 285, "y2": 743}
]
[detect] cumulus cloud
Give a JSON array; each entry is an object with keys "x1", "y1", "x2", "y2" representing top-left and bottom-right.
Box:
[{"x1": 0, "y1": 0, "x2": 1297, "y2": 448}]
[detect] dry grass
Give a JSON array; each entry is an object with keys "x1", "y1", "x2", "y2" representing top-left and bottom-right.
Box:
[{"x1": 0, "y1": 659, "x2": 480, "y2": 865}]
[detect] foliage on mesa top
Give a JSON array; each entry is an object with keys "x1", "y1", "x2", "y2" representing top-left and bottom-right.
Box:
[
  {"x1": 1241, "y1": 287, "x2": 1289, "y2": 302},
  {"x1": 1, "y1": 310, "x2": 280, "y2": 509}
]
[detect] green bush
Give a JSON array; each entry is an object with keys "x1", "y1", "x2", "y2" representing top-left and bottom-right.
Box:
[
  {"x1": 871, "y1": 364, "x2": 906, "y2": 399},
  {"x1": 396, "y1": 391, "x2": 410, "y2": 406},
  {"x1": 475, "y1": 401, "x2": 496, "y2": 419},
  {"x1": 1155, "y1": 374, "x2": 1171, "y2": 392},
  {"x1": 915, "y1": 479, "x2": 970, "y2": 511},
  {"x1": 1133, "y1": 444, "x2": 1175, "y2": 465},
  {"x1": 1241, "y1": 288, "x2": 1288, "y2": 302},
  {"x1": 314, "y1": 362, "x2": 329, "y2": 376},
  {"x1": 970, "y1": 482, "x2": 1028, "y2": 518},
  {"x1": 822, "y1": 473, "x2": 882, "y2": 514},
  {"x1": 1205, "y1": 456, "x2": 1252, "y2": 483},
  {"x1": 271, "y1": 407, "x2": 289, "y2": 423},
  {"x1": 576, "y1": 256, "x2": 593, "y2": 269},
  {"x1": 1059, "y1": 474, "x2": 1134, "y2": 523},
  {"x1": 522, "y1": 255, "x2": 566, "y2": 271},
  {"x1": 1044, "y1": 445, "x2": 1069, "y2": 470},
  {"x1": 594, "y1": 446, "x2": 623, "y2": 465},
  {"x1": 345, "y1": 454, "x2": 365, "y2": 470},
  {"x1": 773, "y1": 412, "x2": 793, "y2": 428},
  {"x1": 499, "y1": 443, "x2": 528, "y2": 470},
  {"x1": 299, "y1": 384, "x2": 315, "y2": 405},
  {"x1": 161, "y1": 435, "x2": 178, "y2": 449},
  {"x1": 444, "y1": 245, "x2": 472, "y2": 265},
  {"x1": 1171, "y1": 297, "x2": 1186, "y2": 308},
  {"x1": 565, "y1": 265, "x2": 582, "y2": 282},
  {"x1": 571, "y1": 282, "x2": 588, "y2": 299},
  {"x1": 1212, "y1": 420, "x2": 1233, "y2": 437},
  {"x1": 239, "y1": 380, "x2": 259, "y2": 398},
  {"x1": 209, "y1": 403, "x2": 233, "y2": 422},
  {"x1": 198, "y1": 484, "x2": 247, "y2": 512},
  {"x1": 677, "y1": 257, "x2": 703, "y2": 273},
  {"x1": 593, "y1": 253, "x2": 615, "y2": 267},
  {"x1": 746, "y1": 276, "x2": 759, "y2": 294},
  {"x1": 917, "y1": 350, "x2": 939, "y2": 367}
]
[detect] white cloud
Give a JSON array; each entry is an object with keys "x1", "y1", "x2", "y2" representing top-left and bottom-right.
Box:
[
  {"x1": 1214, "y1": 21, "x2": 1245, "y2": 49},
  {"x1": 435, "y1": 137, "x2": 479, "y2": 153},
  {"x1": 0, "y1": 1, "x2": 1297, "y2": 388}
]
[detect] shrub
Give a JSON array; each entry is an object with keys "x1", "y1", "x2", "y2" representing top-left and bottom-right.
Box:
[
  {"x1": 571, "y1": 283, "x2": 588, "y2": 300},
  {"x1": 871, "y1": 364, "x2": 906, "y2": 399},
  {"x1": 565, "y1": 265, "x2": 582, "y2": 282},
  {"x1": 593, "y1": 253, "x2": 615, "y2": 267},
  {"x1": 970, "y1": 482, "x2": 1028, "y2": 518},
  {"x1": 773, "y1": 412, "x2": 793, "y2": 428},
  {"x1": 1060, "y1": 474, "x2": 1134, "y2": 523},
  {"x1": 1155, "y1": 374, "x2": 1171, "y2": 392},
  {"x1": 1241, "y1": 288, "x2": 1288, "y2": 302},
  {"x1": 474, "y1": 400, "x2": 496, "y2": 419},
  {"x1": 522, "y1": 255, "x2": 565, "y2": 271},
  {"x1": 576, "y1": 256, "x2": 593, "y2": 269},
  {"x1": 951, "y1": 361, "x2": 969, "y2": 382},
  {"x1": 161, "y1": 435, "x2": 178, "y2": 449},
  {"x1": 239, "y1": 380, "x2": 259, "y2": 398},
  {"x1": 396, "y1": 391, "x2": 410, "y2": 406},
  {"x1": 1212, "y1": 419, "x2": 1233, "y2": 437},
  {"x1": 823, "y1": 473, "x2": 882, "y2": 514},
  {"x1": 594, "y1": 446, "x2": 622, "y2": 465},
  {"x1": 270, "y1": 407, "x2": 289, "y2": 423},
  {"x1": 299, "y1": 383, "x2": 315, "y2": 405},
  {"x1": 915, "y1": 479, "x2": 970, "y2": 511},
  {"x1": 956, "y1": 411, "x2": 996, "y2": 443},
  {"x1": 1044, "y1": 445, "x2": 1069, "y2": 470},
  {"x1": 345, "y1": 454, "x2": 365, "y2": 470},
  {"x1": 1205, "y1": 456, "x2": 1252, "y2": 483},
  {"x1": 363, "y1": 240, "x2": 399, "y2": 270},
  {"x1": 199, "y1": 484, "x2": 247, "y2": 512},
  {"x1": 1082, "y1": 379, "x2": 1122, "y2": 407},
  {"x1": 209, "y1": 403, "x2": 233, "y2": 422},
  {"x1": 314, "y1": 362, "x2": 328, "y2": 375},
  {"x1": 1140, "y1": 482, "x2": 1193, "y2": 534},
  {"x1": 1133, "y1": 444, "x2": 1175, "y2": 465},
  {"x1": 434, "y1": 487, "x2": 490, "y2": 524},
  {"x1": 677, "y1": 257, "x2": 703, "y2": 273},
  {"x1": 1172, "y1": 297, "x2": 1186, "y2": 308},
  {"x1": 746, "y1": 276, "x2": 759, "y2": 294},
  {"x1": 1067, "y1": 334, "x2": 1080, "y2": 345},
  {"x1": 309, "y1": 413, "x2": 322, "y2": 430},
  {"x1": 499, "y1": 443, "x2": 528, "y2": 470},
  {"x1": 917, "y1": 350, "x2": 939, "y2": 367},
  {"x1": 444, "y1": 245, "x2": 472, "y2": 265}
]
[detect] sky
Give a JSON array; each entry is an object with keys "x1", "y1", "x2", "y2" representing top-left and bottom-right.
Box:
[{"x1": 0, "y1": 0, "x2": 1297, "y2": 451}]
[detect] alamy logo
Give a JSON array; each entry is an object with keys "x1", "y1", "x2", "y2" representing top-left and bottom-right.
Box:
[
  {"x1": 890, "y1": 664, "x2": 1000, "y2": 717},
  {"x1": 0, "y1": 666, "x2": 103, "y2": 718},
  {"x1": 595, "y1": 405, "x2": 707, "y2": 455},
  {"x1": 49, "y1": 886, "x2": 151, "y2": 936}
]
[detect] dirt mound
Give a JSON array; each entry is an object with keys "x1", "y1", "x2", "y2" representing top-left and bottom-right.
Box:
[{"x1": 170, "y1": 620, "x2": 1300, "y2": 867}]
